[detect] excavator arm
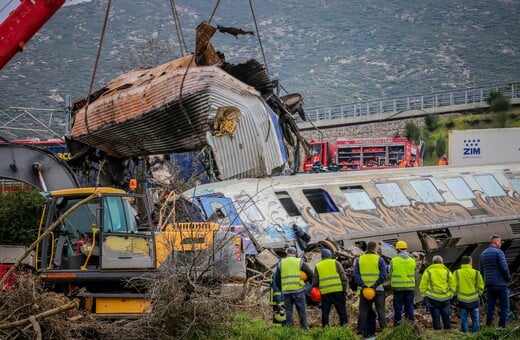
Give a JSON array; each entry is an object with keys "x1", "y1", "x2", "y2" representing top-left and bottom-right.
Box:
[{"x1": 0, "y1": 0, "x2": 65, "y2": 69}]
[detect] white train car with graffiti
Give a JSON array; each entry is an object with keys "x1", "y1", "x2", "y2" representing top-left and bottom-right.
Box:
[{"x1": 183, "y1": 163, "x2": 520, "y2": 271}]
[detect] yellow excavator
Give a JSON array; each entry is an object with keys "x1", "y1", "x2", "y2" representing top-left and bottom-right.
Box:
[{"x1": 36, "y1": 187, "x2": 245, "y2": 317}]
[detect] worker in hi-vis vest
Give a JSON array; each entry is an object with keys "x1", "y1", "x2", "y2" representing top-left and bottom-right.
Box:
[
  {"x1": 354, "y1": 241, "x2": 387, "y2": 338},
  {"x1": 419, "y1": 255, "x2": 456, "y2": 330},
  {"x1": 269, "y1": 270, "x2": 286, "y2": 326},
  {"x1": 312, "y1": 248, "x2": 349, "y2": 327},
  {"x1": 273, "y1": 247, "x2": 313, "y2": 329},
  {"x1": 454, "y1": 256, "x2": 484, "y2": 333},
  {"x1": 390, "y1": 240, "x2": 416, "y2": 325}
]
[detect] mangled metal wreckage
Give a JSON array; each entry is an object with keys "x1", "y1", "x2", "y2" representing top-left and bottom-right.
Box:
[{"x1": 67, "y1": 22, "x2": 308, "y2": 181}]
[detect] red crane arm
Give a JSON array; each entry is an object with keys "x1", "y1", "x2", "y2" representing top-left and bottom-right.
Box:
[{"x1": 0, "y1": 0, "x2": 65, "y2": 69}]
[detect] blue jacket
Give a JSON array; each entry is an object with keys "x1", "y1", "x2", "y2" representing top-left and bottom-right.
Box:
[{"x1": 479, "y1": 246, "x2": 511, "y2": 287}]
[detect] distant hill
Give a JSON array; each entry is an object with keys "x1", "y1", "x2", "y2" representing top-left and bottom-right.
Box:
[{"x1": 1, "y1": 0, "x2": 519, "y2": 138}]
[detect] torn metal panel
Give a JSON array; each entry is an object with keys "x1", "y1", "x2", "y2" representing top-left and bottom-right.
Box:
[
  {"x1": 206, "y1": 90, "x2": 286, "y2": 179},
  {"x1": 194, "y1": 21, "x2": 220, "y2": 66}
]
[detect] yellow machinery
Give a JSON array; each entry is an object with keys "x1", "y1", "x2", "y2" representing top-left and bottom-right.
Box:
[{"x1": 36, "y1": 187, "x2": 245, "y2": 317}]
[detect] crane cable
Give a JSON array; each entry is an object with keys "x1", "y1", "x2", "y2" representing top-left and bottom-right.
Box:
[
  {"x1": 169, "y1": 0, "x2": 187, "y2": 56},
  {"x1": 248, "y1": 0, "x2": 269, "y2": 76},
  {"x1": 208, "y1": 0, "x2": 221, "y2": 24},
  {"x1": 83, "y1": 0, "x2": 112, "y2": 135}
]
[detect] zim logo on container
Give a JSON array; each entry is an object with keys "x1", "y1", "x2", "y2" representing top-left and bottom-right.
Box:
[{"x1": 463, "y1": 139, "x2": 481, "y2": 157}]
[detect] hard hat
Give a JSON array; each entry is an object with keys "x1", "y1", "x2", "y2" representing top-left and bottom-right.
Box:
[
  {"x1": 274, "y1": 307, "x2": 286, "y2": 322},
  {"x1": 395, "y1": 240, "x2": 408, "y2": 250},
  {"x1": 362, "y1": 287, "x2": 376, "y2": 301},
  {"x1": 310, "y1": 286, "x2": 322, "y2": 303},
  {"x1": 300, "y1": 271, "x2": 308, "y2": 282}
]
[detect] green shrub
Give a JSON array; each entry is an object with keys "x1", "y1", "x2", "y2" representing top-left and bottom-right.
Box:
[
  {"x1": 423, "y1": 142, "x2": 436, "y2": 163},
  {"x1": 494, "y1": 110, "x2": 508, "y2": 128},
  {"x1": 404, "y1": 121, "x2": 421, "y2": 144},
  {"x1": 435, "y1": 135, "x2": 447, "y2": 158},
  {"x1": 310, "y1": 325, "x2": 359, "y2": 339},
  {"x1": 445, "y1": 120, "x2": 455, "y2": 129},
  {"x1": 226, "y1": 313, "x2": 272, "y2": 340},
  {"x1": 199, "y1": 313, "x2": 361, "y2": 340},
  {"x1": 425, "y1": 113, "x2": 439, "y2": 132},
  {"x1": 469, "y1": 118, "x2": 481, "y2": 127},
  {"x1": 487, "y1": 91, "x2": 510, "y2": 112},
  {"x1": 378, "y1": 322, "x2": 424, "y2": 340},
  {"x1": 465, "y1": 325, "x2": 520, "y2": 339},
  {"x1": 0, "y1": 190, "x2": 44, "y2": 245}
]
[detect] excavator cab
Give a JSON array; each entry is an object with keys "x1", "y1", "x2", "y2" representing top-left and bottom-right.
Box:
[{"x1": 37, "y1": 188, "x2": 156, "y2": 287}]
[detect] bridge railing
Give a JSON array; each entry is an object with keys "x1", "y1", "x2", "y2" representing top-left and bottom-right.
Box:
[{"x1": 302, "y1": 82, "x2": 520, "y2": 122}]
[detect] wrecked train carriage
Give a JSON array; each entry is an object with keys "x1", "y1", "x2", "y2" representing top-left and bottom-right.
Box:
[
  {"x1": 68, "y1": 55, "x2": 292, "y2": 180},
  {"x1": 183, "y1": 163, "x2": 520, "y2": 271}
]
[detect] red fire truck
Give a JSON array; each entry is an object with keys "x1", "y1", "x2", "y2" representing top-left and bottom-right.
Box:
[{"x1": 302, "y1": 137, "x2": 422, "y2": 172}]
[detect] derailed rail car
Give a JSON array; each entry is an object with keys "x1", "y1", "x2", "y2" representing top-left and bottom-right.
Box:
[{"x1": 183, "y1": 163, "x2": 520, "y2": 271}]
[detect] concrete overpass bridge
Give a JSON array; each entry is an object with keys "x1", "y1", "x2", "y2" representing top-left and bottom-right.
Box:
[{"x1": 298, "y1": 81, "x2": 520, "y2": 130}]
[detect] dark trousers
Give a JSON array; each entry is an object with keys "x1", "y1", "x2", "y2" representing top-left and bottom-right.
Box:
[
  {"x1": 321, "y1": 291, "x2": 348, "y2": 327},
  {"x1": 283, "y1": 291, "x2": 308, "y2": 328},
  {"x1": 486, "y1": 285, "x2": 509, "y2": 328},
  {"x1": 393, "y1": 290, "x2": 415, "y2": 324},
  {"x1": 460, "y1": 307, "x2": 479, "y2": 332},
  {"x1": 358, "y1": 290, "x2": 386, "y2": 337},
  {"x1": 425, "y1": 297, "x2": 451, "y2": 330}
]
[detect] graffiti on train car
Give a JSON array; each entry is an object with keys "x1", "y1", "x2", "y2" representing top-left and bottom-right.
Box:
[
  {"x1": 304, "y1": 192, "x2": 519, "y2": 239},
  {"x1": 231, "y1": 187, "x2": 520, "y2": 245},
  {"x1": 297, "y1": 198, "x2": 472, "y2": 237},
  {"x1": 473, "y1": 190, "x2": 520, "y2": 215}
]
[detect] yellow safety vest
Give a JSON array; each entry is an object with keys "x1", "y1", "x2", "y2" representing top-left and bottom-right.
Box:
[
  {"x1": 419, "y1": 263, "x2": 455, "y2": 301},
  {"x1": 280, "y1": 257, "x2": 304, "y2": 292},
  {"x1": 391, "y1": 256, "x2": 416, "y2": 289},
  {"x1": 316, "y1": 259, "x2": 343, "y2": 294},
  {"x1": 359, "y1": 253, "x2": 380, "y2": 287},
  {"x1": 455, "y1": 264, "x2": 484, "y2": 303}
]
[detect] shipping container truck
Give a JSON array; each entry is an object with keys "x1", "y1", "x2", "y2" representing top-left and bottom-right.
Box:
[{"x1": 448, "y1": 128, "x2": 520, "y2": 166}]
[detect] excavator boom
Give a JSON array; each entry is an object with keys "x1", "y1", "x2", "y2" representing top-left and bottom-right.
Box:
[{"x1": 0, "y1": 0, "x2": 65, "y2": 69}]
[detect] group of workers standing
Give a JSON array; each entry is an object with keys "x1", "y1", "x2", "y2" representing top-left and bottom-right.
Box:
[{"x1": 270, "y1": 234, "x2": 511, "y2": 338}]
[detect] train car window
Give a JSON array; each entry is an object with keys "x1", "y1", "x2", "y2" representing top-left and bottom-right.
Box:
[
  {"x1": 474, "y1": 175, "x2": 506, "y2": 197},
  {"x1": 341, "y1": 187, "x2": 376, "y2": 210},
  {"x1": 302, "y1": 189, "x2": 339, "y2": 213},
  {"x1": 410, "y1": 179, "x2": 444, "y2": 203},
  {"x1": 442, "y1": 177, "x2": 475, "y2": 200},
  {"x1": 510, "y1": 178, "x2": 520, "y2": 193},
  {"x1": 275, "y1": 191, "x2": 301, "y2": 216},
  {"x1": 375, "y1": 183, "x2": 410, "y2": 207}
]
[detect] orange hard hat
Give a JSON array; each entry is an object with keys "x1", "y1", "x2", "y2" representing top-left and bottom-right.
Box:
[
  {"x1": 300, "y1": 271, "x2": 308, "y2": 282},
  {"x1": 310, "y1": 286, "x2": 322, "y2": 303},
  {"x1": 362, "y1": 287, "x2": 376, "y2": 300}
]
